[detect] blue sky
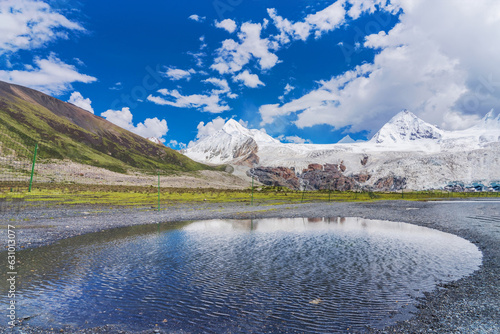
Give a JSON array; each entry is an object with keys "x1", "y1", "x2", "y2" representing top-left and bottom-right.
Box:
[{"x1": 1, "y1": 0, "x2": 499, "y2": 149}]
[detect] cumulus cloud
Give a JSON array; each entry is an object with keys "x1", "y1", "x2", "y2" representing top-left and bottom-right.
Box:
[
  {"x1": 277, "y1": 135, "x2": 312, "y2": 144},
  {"x1": 0, "y1": 0, "x2": 84, "y2": 55},
  {"x1": 211, "y1": 22, "x2": 279, "y2": 74},
  {"x1": 101, "y1": 107, "x2": 169, "y2": 139},
  {"x1": 267, "y1": 0, "x2": 393, "y2": 46},
  {"x1": 188, "y1": 14, "x2": 205, "y2": 22},
  {"x1": 147, "y1": 89, "x2": 230, "y2": 113},
  {"x1": 194, "y1": 116, "x2": 227, "y2": 140},
  {"x1": 163, "y1": 67, "x2": 195, "y2": 81},
  {"x1": 68, "y1": 91, "x2": 94, "y2": 113},
  {"x1": 260, "y1": 0, "x2": 500, "y2": 132},
  {"x1": 0, "y1": 53, "x2": 97, "y2": 95},
  {"x1": 233, "y1": 70, "x2": 264, "y2": 88},
  {"x1": 203, "y1": 77, "x2": 230, "y2": 93},
  {"x1": 215, "y1": 19, "x2": 237, "y2": 33},
  {"x1": 168, "y1": 140, "x2": 187, "y2": 150}
]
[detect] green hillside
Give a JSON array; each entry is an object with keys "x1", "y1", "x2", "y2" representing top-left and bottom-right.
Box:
[{"x1": 0, "y1": 81, "x2": 220, "y2": 174}]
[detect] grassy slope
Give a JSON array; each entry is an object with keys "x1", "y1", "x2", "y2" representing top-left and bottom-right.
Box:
[{"x1": 0, "y1": 81, "x2": 221, "y2": 174}]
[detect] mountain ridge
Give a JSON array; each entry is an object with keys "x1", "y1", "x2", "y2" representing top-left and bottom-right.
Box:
[
  {"x1": 185, "y1": 110, "x2": 500, "y2": 190},
  {"x1": 0, "y1": 80, "x2": 220, "y2": 174}
]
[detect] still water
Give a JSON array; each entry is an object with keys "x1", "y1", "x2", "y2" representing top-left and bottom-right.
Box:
[{"x1": 2, "y1": 217, "x2": 482, "y2": 332}]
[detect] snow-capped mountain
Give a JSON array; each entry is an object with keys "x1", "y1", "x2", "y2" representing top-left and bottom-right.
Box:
[
  {"x1": 370, "y1": 110, "x2": 443, "y2": 144},
  {"x1": 185, "y1": 119, "x2": 279, "y2": 166},
  {"x1": 185, "y1": 111, "x2": 500, "y2": 190}
]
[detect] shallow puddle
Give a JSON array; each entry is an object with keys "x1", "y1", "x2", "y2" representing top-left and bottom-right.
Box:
[{"x1": 1, "y1": 217, "x2": 482, "y2": 332}]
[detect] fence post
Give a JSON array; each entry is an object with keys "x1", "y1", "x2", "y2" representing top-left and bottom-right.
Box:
[
  {"x1": 157, "y1": 171, "x2": 160, "y2": 212},
  {"x1": 29, "y1": 142, "x2": 38, "y2": 192}
]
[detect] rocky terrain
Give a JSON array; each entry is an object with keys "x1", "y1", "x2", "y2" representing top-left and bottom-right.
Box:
[{"x1": 247, "y1": 162, "x2": 406, "y2": 191}]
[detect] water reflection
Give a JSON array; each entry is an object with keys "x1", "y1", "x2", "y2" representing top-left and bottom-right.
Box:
[{"x1": 0, "y1": 218, "x2": 482, "y2": 333}]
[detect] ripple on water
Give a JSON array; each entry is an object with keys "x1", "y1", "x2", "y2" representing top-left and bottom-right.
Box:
[{"x1": 1, "y1": 217, "x2": 482, "y2": 333}]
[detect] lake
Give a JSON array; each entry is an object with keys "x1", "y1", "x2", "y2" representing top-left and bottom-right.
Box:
[{"x1": 2, "y1": 217, "x2": 482, "y2": 333}]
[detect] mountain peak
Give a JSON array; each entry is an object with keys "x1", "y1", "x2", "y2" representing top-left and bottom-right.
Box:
[
  {"x1": 222, "y1": 119, "x2": 248, "y2": 134},
  {"x1": 477, "y1": 109, "x2": 500, "y2": 128},
  {"x1": 371, "y1": 110, "x2": 443, "y2": 144},
  {"x1": 388, "y1": 109, "x2": 418, "y2": 123},
  {"x1": 338, "y1": 135, "x2": 356, "y2": 143}
]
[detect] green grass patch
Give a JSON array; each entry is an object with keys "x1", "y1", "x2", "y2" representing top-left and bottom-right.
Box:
[{"x1": 1, "y1": 183, "x2": 498, "y2": 208}]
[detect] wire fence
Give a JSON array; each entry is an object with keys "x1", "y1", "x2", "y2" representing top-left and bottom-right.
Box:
[
  {"x1": 0, "y1": 123, "x2": 38, "y2": 192},
  {"x1": 0, "y1": 122, "x2": 38, "y2": 213}
]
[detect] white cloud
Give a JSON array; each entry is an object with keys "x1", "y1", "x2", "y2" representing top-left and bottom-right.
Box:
[
  {"x1": 0, "y1": 53, "x2": 97, "y2": 95},
  {"x1": 188, "y1": 51, "x2": 206, "y2": 67},
  {"x1": 109, "y1": 82, "x2": 122, "y2": 90},
  {"x1": 284, "y1": 83, "x2": 295, "y2": 95},
  {"x1": 194, "y1": 116, "x2": 227, "y2": 140},
  {"x1": 0, "y1": 0, "x2": 84, "y2": 55},
  {"x1": 101, "y1": 107, "x2": 169, "y2": 139},
  {"x1": 163, "y1": 67, "x2": 195, "y2": 81},
  {"x1": 277, "y1": 135, "x2": 312, "y2": 144},
  {"x1": 68, "y1": 91, "x2": 94, "y2": 113},
  {"x1": 233, "y1": 70, "x2": 264, "y2": 88},
  {"x1": 267, "y1": 0, "x2": 394, "y2": 46},
  {"x1": 279, "y1": 83, "x2": 295, "y2": 101},
  {"x1": 147, "y1": 89, "x2": 230, "y2": 113},
  {"x1": 211, "y1": 22, "x2": 279, "y2": 74},
  {"x1": 238, "y1": 119, "x2": 249, "y2": 128},
  {"x1": 168, "y1": 140, "x2": 187, "y2": 150},
  {"x1": 188, "y1": 14, "x2": 205, "y2": 22},
  {"x1": 260, "y1": 0, "x2": 500, "y2": 132},
  {"x1": 203, "y1": 77, "x2": 230, "y2": 93},
  {"x1": 215, "y1": 19, "x2": 237, "y2": 33}
]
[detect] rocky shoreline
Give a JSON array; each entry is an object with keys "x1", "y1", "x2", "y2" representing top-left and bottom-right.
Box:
[{"x1": 1, "y1": 199, "x2": 499, "y2": 333}]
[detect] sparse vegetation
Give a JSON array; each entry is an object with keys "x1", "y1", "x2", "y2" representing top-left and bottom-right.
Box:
[{"x1": 1, "y1": 182, "x2": 498, "y2": 209}]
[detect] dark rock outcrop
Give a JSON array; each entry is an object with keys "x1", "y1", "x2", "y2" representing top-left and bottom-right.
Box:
[
  {"x1": 302, "y1": 163, "x2": 323, "y2": 173},
  {"x1": 247, "y1": 167, "x2": 301, "y2": 189},
  {"x1": 373, "y1": 175, "x2": 406, "y2": 191},
  {"x1": 301, "y1": 166, "x2": 354, "y2": 191},
  {"x1": 249, "y1": 163, "x2": 376, "y2": 191},
  {"x1": 354, "y1": 173, "x2": 371, "y2": 183},
  {"x1": 249, "y1": 164, "x2": 408, "y2": 192}
]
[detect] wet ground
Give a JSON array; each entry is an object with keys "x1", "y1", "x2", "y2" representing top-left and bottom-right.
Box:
[{"x1": 1, "y1": 199, "x2": 499, "y2": 333}]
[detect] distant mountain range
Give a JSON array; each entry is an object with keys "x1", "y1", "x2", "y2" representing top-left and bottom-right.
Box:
[
  {"x1": 186, "y1": 110, "x2": 500, "y2": 190},
  {"x1": 0, "y1": 80, "x2": 219, "y2": 174}
]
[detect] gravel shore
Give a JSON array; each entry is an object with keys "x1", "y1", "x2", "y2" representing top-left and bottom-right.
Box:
[{"x1": 1, "y1": 199, "x2": 499, "y2": 333}]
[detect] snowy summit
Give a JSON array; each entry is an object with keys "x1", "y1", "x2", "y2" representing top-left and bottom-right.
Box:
[{"x1": 370, "y1": 110, "x2": 443, "y2": 144}]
